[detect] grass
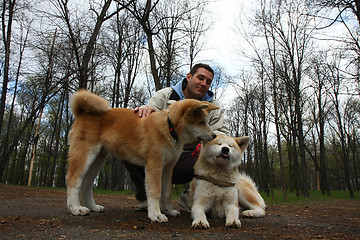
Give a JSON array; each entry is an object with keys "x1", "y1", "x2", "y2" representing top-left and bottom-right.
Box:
[
  {"x1": 261, "y1": 189, "x2": 360, "y2": 205},
  {"x1": 28, "y1": 185, "x2": 66, "y2": 191},
  {"x1": 93, "y1": 188, "x2": 134, "y2": 195}
]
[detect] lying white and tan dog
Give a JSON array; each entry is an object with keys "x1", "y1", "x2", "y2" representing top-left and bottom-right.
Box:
[
  {"x1": 188, "y1": 135, "x2": 265, "y2": 229},
  {"x1": 66, "y1": 89, "x2": 218, "y2": 223}
]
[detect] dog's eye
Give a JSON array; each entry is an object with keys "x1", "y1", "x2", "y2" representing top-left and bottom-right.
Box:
[{"x1": 199, "y1": 120, "x2": 205, "y2": 125}]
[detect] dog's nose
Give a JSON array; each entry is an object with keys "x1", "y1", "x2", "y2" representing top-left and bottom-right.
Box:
[
  {"x1": 212, "y1": 134, "x2": 216, "y2": 139},
  {"x1": 221, "y1": 146, "x2": 229, "y2": 154}
]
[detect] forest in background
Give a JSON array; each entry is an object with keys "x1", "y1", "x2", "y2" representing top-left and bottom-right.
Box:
[{"x1": 0, "y1": 0, "x2": 359, "y2": 200}]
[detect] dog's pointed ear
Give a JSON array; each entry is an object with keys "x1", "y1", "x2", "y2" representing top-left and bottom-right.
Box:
[
  {"x1": 235, "y1": 136, "x2": 250, "y2": 151},
  {"x1": 184, "y1": 100, "x2": 219, "y2": 121},
  {"x1": 195, "y1": 104, "x2": 210, "y2": 112},
  {"x1": 202, "y1": 101, "x2": 220, "y2": 111},
  {"x1": 190, "y1": 102, "x2": 219, "y2": 115},
  {"x1": 186, "y1": 104, "x2": 208, "y2": 121}
]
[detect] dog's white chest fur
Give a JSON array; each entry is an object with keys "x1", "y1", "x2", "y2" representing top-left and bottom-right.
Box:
[{"x1": 193, "y1": 179, "x2": 238, "y2": 219}]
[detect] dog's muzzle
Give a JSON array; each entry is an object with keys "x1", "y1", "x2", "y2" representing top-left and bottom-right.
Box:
[{"x1": 217, "y1": 146, "x2": 230, "y2": 160}]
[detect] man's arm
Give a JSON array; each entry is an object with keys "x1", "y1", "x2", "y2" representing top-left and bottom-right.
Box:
[
  {"x1": 209, "y1": 101, "x2": 231, "y2": 136},
  {"x1": 133, "y1": 88, "x2": 172, "y2": 117}
]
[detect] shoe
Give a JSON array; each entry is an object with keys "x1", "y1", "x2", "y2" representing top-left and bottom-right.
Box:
[
  {"x1": 177, "y1": 190, "x2": 192, "y2": 212},
  {"x1": 135, "y1": 200, "x2": 147, "y2": 211}
]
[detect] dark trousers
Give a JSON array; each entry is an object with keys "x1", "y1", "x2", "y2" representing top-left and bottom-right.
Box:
[{"x1": 123, "y1": 150, "x2": 196, "y2": 201}]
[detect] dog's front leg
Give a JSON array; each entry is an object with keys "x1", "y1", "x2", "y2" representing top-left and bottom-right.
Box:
[
  {"x1": 225, "y1": 203, "x2": 241, "y2": 228},
  {"x1": 191, "y1": 204, "x2": 210, "y2": 229},
  {"x1": 191, "y1": 192, "x2": 211, "y2": 229},
  {"x1": 161, "y1": 160, "x2": 180, "y2": 217},
  {"x1": 145, "y1": 162, "x2": 168, "y2": 223}
]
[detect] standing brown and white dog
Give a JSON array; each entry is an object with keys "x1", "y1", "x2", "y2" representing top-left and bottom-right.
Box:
[
  {"x1": 66, "y1": 89, "x2": 218, "y2": 223},
  {"x1": 188, "y1": 135, "x2": 265, "y2": 229}
]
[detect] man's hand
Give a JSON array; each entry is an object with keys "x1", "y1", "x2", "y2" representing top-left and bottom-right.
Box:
[{"x1": 134, "y1": 105, "x2": 156, "y2": 117}]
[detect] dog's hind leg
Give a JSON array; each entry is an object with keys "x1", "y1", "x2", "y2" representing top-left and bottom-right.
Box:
[
  {"x1": 161, "y1": 160, "x2": 180, "y2": 217},
  {"x1": 67, "y1": 145, "x2": 102, "y2": 216},
  {"x1": 237, "y1": 178, "x2": 266, "y2": 218},
  {"x1": 81, "y1": 147, "x2": 108, "y2": 213}
]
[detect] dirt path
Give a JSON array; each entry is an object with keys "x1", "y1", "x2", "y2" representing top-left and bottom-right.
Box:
[{"x1": 0, "y1": 184, "x2": 359, "y2": 239}]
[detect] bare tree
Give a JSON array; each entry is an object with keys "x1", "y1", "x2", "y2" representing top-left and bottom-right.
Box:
[
  {"x1": 119, "y1": 0, "x2": 163, "y2": 90},
  {"x1": 326, "y1": 51, "x2": 355, "y2": 197},
  {"x1": 312, "y1": 0, "x2": 360, "y2": 93},
  {"x1": 182, "y1": 2, "x2": 209, "y2": 69},
  {"x1": 253, "y1": 0, "x2": 288, "y2": 200},
  {"x1": 344, "y1": 98, "x2": 360, "y2": 191},
  {"x1": 227, "y1": 75, "x2": 271, "y2": 193},
  {"x1": 101, "y1": 8, "x2": 143, "y2": 108},
  {"x1": 307, "y1": 52, "x2": 332, "y2": 196},
  {"x1": 46, "y1": 0, "x2": 126, "y2": 89},
  {"x1": 237, "y1": 0, "x2": 326, "y2": 197},
  {"x1": 314, "y1": 0, "x2": 360, "y2": 53},
  {"x1": 226, "y1": 77, "x2": 253, "y2": 173},
  {"x1": 1, "y1": 16, "x2": 31, "y2": 183},
  {"x1": 155, "y1": 0, "x2": 185, "y2": 87},
  {"x1": 120, "y1": 0, "x2": 209, "y2": 90},
  {"x1": 100, "y1": 8, "x2": 143, "y2": 191},
  {"x1": 0, "y1": 0, "x2": 16, "y2": 138}
]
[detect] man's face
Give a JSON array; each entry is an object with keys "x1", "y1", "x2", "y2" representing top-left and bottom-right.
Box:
[{"x1": 185, "y1": 67, "x2": 213, "y2": 99}]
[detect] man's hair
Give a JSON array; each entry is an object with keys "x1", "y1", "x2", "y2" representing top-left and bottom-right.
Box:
[{"x1": 190, "y1": 63, "x2": 214, "y2": 77}]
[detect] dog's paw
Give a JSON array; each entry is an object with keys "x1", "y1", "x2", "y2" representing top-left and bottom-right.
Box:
[
  {"x1": 192, "y1": 219, "x2": 210, "y2": 229},
  {"x1": 148, "y1": 212, "x2": 168, "y2": 223},
  {"x1": 225, "y1": 218, "x2": 241, "y2": 228},
  {"x1": 165, "y1": 209, "x2": 180, "y2": 217},
  {"x1": 91, "y1": 204, "x2": 105, "y2": 213},
  {"x1": 69, "y1": 206, "x2": 90, "y2": 216},
  {"x1": 242, "y1": 209, "x2": 265, "y2": 218}
]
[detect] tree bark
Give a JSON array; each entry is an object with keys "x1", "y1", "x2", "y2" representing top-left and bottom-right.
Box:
[{"x1": 0, "y1": 0, "x2": 16, "y2": 137}]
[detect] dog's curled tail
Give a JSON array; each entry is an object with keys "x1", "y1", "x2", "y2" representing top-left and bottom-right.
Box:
[{"x1": 70, "y1": 89, "x2": 111, "y2": 117}]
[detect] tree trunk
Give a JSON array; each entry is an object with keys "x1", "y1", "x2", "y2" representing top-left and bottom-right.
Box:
[
  {"x1": 0, "y1": 0, "x2": 16, "y2": 137},
  {"x1": 48, "y1": 93, "x2": 65, "y2": 187},
  {"x1": 260, "y1": 77, "x2": 270, "y2": 196},
  {"x1": 319, "y1": 99, "x2": 330, "y2": 196},
  {"x1": 146, "y1": 30, "x2": 161, "y2": 90},
  {"x1": 56, "y1": 88, "x2": 71, "y2": 188},
  {"x1": 123, "y1": 0, "x2": 161, "y2": 90},
  {"x1": 292, "y1": 129, "x2": 300, "y2": 197},
  {"x1": 295, "y1": 91, "x2": 310, "y2": 197},
  {"x1": 1, "y1": 17, "x2": 29, "y2": 184},
  {"x1": 79, "y1": 0, "x2": 113, "y2": 89},
  {"x1": 28, "y1": 107, "x2": 44, "y2": 186},
  {"x1": 272, "y1": 83, "x2": 287, "y2": 200},
  {"x1": 333, "y1": 82, "x2": 354, "y2": 197},
  {"x1": 16, "y1": 132, "x2": 32, "y2": 185}
]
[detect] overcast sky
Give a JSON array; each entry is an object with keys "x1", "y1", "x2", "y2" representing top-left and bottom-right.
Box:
[
  {"x1": 195, "y1": 0, "x2": 251, "y2": 104},
  {"x1": 199, "y1": 0, "x2": 250, "y2": 76}
]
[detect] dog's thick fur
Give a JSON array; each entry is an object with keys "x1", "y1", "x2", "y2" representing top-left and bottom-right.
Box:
[
  {"x1": 189, "y1": 135, "x2": 266, "y2": 229},
  {"x1": 237, "y1": 173, "x2": 266, "y2": 218},
  {"x1": 66, "y1": 89, "x2": 218, "y2": 223}
]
